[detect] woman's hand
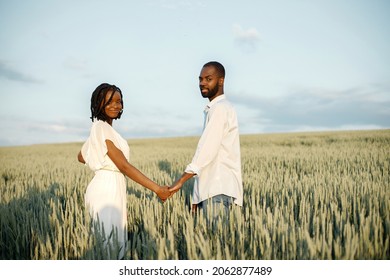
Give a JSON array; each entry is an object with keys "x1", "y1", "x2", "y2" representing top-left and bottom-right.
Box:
[{"x1": 155, "y1": 185, "x2": 171, "y2": 202}]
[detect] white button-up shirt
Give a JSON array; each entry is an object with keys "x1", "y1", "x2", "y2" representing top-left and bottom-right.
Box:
[{"x1": 185, "y1": 95, "x2": 243, "y2": 206}]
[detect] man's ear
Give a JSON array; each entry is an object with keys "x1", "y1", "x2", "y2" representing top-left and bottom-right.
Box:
[{"x1": 219, "y1": 77, "x2": 224, "y2": 86}]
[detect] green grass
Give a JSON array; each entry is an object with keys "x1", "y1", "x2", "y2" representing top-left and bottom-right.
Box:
[{"x1": 0, "y1": 130, "x2": 389, "y2": 259}]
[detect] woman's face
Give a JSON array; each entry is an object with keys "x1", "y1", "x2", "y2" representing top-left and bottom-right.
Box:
[{"x1": 104, "y1": 90, "x2": 123, "y2": 120}]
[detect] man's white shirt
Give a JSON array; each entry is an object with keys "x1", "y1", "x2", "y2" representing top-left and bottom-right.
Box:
[{"x1": 185, "y1": 95, "x2": 243, "y2": 206}]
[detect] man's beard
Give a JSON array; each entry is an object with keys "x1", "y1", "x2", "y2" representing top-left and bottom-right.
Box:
[{"x1": 201, "y1": 82, "x2": 219, "y2": 99}]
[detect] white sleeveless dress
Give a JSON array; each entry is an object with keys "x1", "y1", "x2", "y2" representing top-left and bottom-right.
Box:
[{"x1": 81, "y1": 119, "x2": 129, "y2": 259}]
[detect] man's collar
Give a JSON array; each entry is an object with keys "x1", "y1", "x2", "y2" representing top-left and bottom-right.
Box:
[{"x1": 205, "y1": 94, "x2": 226, "y2": 110}]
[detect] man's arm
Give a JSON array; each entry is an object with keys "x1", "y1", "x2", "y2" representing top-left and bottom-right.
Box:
[
  {"x1": 169, "y1": 172, "x2": 195, "y2": 193},
  {"x1": 187, "y1": 105, "x2": 226, "y2": 173}
]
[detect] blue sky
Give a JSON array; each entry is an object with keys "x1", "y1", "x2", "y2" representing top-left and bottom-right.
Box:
[{"x1": 0, "y1": 0, "x2": 389, "y2": 146}]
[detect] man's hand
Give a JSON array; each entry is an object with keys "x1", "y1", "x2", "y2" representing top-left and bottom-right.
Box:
[
  {"x1": 169, "y1": 180, "x2": 183, "y2": 195},
  {"x1": 191, "y1": 204, "x2": 198, "y2": 214},
  {"x1": 169, "y1": 172, "x2": 195, "y2": 196}
]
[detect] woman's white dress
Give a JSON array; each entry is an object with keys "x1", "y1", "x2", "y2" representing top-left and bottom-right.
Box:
[{"x1": 81, "y1": 120, "x2": 129, "y2": 258}]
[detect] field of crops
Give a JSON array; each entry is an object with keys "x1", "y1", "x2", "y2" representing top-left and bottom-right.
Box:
[{"x1": 0, "y1": 129, "x2": 389, "y2": 260}]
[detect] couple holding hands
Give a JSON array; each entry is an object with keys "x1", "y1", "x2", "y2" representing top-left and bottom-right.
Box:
[{"x1": 77, "y1": 61, "x2": 243, "y2": 258}]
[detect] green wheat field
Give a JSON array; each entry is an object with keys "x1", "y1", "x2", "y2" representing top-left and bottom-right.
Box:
[{"x1": 0, "y1": 130, "x2": 389, "y2": 260}]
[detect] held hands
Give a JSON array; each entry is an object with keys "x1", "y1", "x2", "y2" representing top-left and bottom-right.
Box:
[
  {"x1": 155, "y1": 180, "x2": 183, "y2": 202},
  {"x1": 155, "y1": 172, "x2": 193, "y2": 202},
  {"x1": 156, "y1": 173, "x2": 192, "y2": 202},
  {"x1": 169, "y1": 180, "x2": 183, "y2": 195},
  {"x1": 156, "y1": 185, "x2": 171, "y2": 202}
]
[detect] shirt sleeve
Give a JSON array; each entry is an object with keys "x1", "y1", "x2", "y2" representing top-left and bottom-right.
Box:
[
  {"x1": 185, "y1": 104, "x2": 227, "y2": 175},
  {"x1": 93, "y1": 121, "x2": 117, "y2": 155},
  {"x1": 82, "y1": 121, "x2": 117, "y2": 170}
]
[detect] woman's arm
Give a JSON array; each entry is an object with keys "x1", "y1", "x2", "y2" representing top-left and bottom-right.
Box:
[
  {"x1": 77, "y1": 151, "x2": 85, "y2": 164},
  {"x1": 105, "y1": 140, "x2": 171, "y2": 201}
]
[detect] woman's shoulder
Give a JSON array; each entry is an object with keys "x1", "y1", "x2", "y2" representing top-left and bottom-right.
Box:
[
  {"x1": 92, "y1": 119, "x2": 112, "y2": 130},
  {"x1": 91, "y1": 119, "x2": 121, "y2": 140},
  {"x1": 93, "y1": 119, "x2": 107, "y2": 126}
]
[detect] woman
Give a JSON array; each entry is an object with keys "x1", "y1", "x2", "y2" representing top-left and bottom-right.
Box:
[{"x1": 77, "y1": 83, "x2": 170, "y2": 259}]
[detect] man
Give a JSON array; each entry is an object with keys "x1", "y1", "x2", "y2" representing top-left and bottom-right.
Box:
[{"x1": 170, "y1": 61, "x2": 243, "y2": 221}]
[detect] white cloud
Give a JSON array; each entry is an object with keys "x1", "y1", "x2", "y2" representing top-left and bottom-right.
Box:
[
  {"x1": 232, "y1": 24, "x2": 260, "y2": 52},
  {"x1": 229, "y1": 83, "x2": 390, "y2": 133},
  {"x1": 0, "y1": 60, "x2": 43, "y2": 84},
  {"x1": 0, "y1": 117, "x2": 90, "y2": 146}
]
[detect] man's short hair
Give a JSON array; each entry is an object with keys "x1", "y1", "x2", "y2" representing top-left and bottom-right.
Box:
[{"x1": 203, "y1": 61, "x2": 225, "y2": 78}]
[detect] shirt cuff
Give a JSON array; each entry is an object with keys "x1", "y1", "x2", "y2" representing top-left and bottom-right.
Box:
[{"x1": 185, "y1": 163, "x2": 200, "y2": 176}]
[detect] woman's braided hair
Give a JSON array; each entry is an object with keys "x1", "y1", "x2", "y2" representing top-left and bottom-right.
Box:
[{"x1": 90, "y1": 83, "x2": 123, "y2": 122}]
